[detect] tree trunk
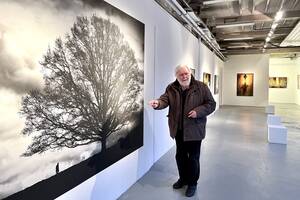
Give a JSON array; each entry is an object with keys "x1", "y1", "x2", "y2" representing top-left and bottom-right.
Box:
[{"x1": 101, "y1": 137, "x2": 107, "y2": 152}]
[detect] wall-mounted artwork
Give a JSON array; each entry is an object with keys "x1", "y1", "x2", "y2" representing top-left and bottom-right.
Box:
[
  {"x1": 203, "y1": 72, "x2": 211, "y2": 86},
  {"x1": 0, "y1": 0, "x2": 144, "y2": 199},
  {"x1": 269, "y1": 77, "x2": 287, "y2": 88},
  {"x1": 297, "y1": 75, "x2": 300, "y2": 89},
  {"x1": 214, "y1": 75, "x2": 219, "y2": 94},
  {"x1": 237, "y1": 73, "x2": 254, "y2": 96},
  {"x1": 191, "y1": 68, "x2": 195, "y2": 77}
]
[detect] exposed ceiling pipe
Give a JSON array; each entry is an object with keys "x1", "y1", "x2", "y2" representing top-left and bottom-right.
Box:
[
  {"x1": 166, "y1": 0, "x2": 226, "y2": 60},
  {"x1": 265, "y1": 0, "x2": 270, "y2": 12},
  {"x1": 177, "y1": 0, "x2": 223, "y2": 50},
  {"x1": 279, "y1": 0, "x2": 285, "y2": 10},
  {"x1": 293, "y1": 0, "x2": 299, "y2": 8}
]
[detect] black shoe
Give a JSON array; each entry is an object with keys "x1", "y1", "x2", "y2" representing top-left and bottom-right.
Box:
[
  {"x1": 185, "y1": 185, "x2": 197, "y2": 197},
  {"x1": 172, "y1": 179, "x2": 187, "y2": 189}
]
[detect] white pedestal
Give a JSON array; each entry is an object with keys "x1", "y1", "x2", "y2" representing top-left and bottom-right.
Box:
[
  {"x1": 268, "y1": 125, "x2": 287, "y2": 144},
  {"x1": 265, "y1": 105, "x2": 275, "y2": 114},
  {"x1": 267, "y1": 115, "x2": 281, "y2": 125}
]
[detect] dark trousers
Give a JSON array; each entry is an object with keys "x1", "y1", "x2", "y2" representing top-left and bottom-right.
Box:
[{"x1": 175, "y1": 130, "x2": 202, "y2": 186}]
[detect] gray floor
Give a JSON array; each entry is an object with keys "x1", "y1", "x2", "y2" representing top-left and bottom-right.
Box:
[{"x1": 119, "y1": 105, "x2": 300, "y2": 200}]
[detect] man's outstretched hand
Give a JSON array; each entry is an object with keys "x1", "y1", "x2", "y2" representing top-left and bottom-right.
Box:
[{"x1": 149, "y1": 100, "x2": 159, "y2": 109}]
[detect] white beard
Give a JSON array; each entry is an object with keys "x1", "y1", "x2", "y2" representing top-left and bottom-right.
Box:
[{"x1": 178, "y1": 78, "x2": 191, "y2": 88}]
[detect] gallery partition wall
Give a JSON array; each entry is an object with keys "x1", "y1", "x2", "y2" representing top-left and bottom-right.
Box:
[
  {"x1": 0, "y1": 0, "x2": 224, "y2": 199},
  {"x1": 1, "y1": 1, "x2": 144, "y2": 199},
  {"x1": 222, "y1": 54, "x2": 269, "y2": 107},
  {"x1": 269, "y1": 57, "x2": 300, "y2": 104}
]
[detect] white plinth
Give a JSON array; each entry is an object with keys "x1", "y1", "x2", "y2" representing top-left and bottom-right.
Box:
[
  {"x1": 267, "y1": 115, "x2": 281, "y2": 125},
  {"x1": 265, "y1": 105, "x2": 275, "y2": 114},
  {"x1": 268, "y1": 125, "x2": 287, "y2": 144}
]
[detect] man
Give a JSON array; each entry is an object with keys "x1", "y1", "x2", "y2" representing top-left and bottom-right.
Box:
[{"x1": 149, "y1": 64, "x2": 216, "y2": 197}]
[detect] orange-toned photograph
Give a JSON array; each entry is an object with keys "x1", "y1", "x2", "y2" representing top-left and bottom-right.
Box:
[
  {"x1": 269, "y1": 77, "x2": 287, "y2": 88},
  {"x1": 237, "y1": 73, "x2": 254, "y2": 96},
  {"x1": 203, "y1": 72, "x2": 211, "y2": 86}
]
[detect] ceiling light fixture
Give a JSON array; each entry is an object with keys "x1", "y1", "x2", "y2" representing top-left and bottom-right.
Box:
[
  {"x1": 216, "y1": 22, "x2": 255, "y2": 28},
  {"x1": 263, "y1": 10, "x2": 284, "y2": 52},
  {"x1": 268, "y1": 32, "x2": 272, "y2": 37},
  {"x1": 274, "y1": 11, "x2": 283, "y2": 21},
  {"x1": 271, "y1": 23, "x2": 278, "y2": 29},
  {"x1": 203, "y1": 0, "x2": 238, "y2": 5},
  {"x1": 223, "y1": 37, "x2": 254, "y2": 41}
]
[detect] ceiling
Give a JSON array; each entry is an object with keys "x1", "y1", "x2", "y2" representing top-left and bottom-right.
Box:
[{"x1": 155, "y1": 0, "x2": 300, "y2": 58}]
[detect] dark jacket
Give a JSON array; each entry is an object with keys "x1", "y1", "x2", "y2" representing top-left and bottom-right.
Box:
[{"x1": 155, "y1": 76, "x2": 216, "y2": 141}]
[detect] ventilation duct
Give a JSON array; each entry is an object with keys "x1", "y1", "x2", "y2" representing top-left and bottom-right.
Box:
[
  {"x1": 280, "y1": 21, "x2": 300, "y2": 47},
  {"x1": 164, "y1": 0, "x2": 226, "y2": 60}
]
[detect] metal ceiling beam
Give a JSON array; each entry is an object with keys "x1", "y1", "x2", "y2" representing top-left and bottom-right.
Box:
[
  {"x1": 238, "y1": 0, "x2": 254, "y2": 15},
  {"x1": 293, "y1": 0, "x2": 299, "y2": 7},
  {"x1": 250, "y1": 0, "x2": 255, "y2": 14},
  {"x1": 215, "y1": 27, "x2": 293, "y2": 38},
  {"x1": 224, "y1": 46, "x2": 300, "y2": 55},
  {"x1": 203, "y1": 10, "x2": 300, "y2": 26},
  {"x1": 220, "y1": 38, "x2": 285, "y2": 45},
  {"x1": 238, "y1": 0, "x2": 242, "y2": 15},
  {"x1": 200, "y1": 10, "x2": 300, "y2": 21},
  {"x1": 265, "y1": 0, "x2": 271, "y2": 12}
]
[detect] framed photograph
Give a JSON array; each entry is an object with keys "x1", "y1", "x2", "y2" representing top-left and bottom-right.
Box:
[
  {"x1": 214, "y1": 75, "x2": 219, "y2": 94},
  {"x1": 237, "y1": 73, "x2": 254, "y2": 96},
  {"x1": 190, "y1": 68, "x2": 195, "y2": 77},
  {"x1": 269, "y1": 77, "x2": 288, "y2": 88},
  {"x1": 203, "y1": 72, "x2": 211, "y2": 87}
]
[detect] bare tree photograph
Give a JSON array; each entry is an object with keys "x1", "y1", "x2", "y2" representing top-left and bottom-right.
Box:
[
  {"x1": 21, "y1": 15, "x2": 142, "y2": 156},
  {"x1": 0, "y1": 1, "x2": 144, "y2": 199}
]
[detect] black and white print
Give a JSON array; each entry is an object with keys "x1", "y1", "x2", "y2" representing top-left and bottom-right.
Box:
[{"x1": 0, "y1": 0, "x2": 144, "y2": 199}]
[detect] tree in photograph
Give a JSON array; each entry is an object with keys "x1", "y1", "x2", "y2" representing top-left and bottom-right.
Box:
[{"x1": 20, "y1": 15, "x2": 142, "y2": 156}]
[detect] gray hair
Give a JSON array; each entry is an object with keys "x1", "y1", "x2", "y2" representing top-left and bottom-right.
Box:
[{"x1": 175, "y1": 64, "x2": 191, "y2": 76}]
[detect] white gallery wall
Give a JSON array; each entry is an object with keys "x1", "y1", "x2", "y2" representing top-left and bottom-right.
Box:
[
  {"x1": 269, "y1": 57, "x2": 299, "y2": 103},
  {"x1": 56, "y1": 0, "x2": 223, "y2": 200},
  {"x1": 199, "y1": 42, "x2": 223, "y2": 109},
  {"x1": 295, "y1": 57, "x2": 300, "y2": 105},
  {"x1": 152, "y1": 5, "x2": 199, "y2": 163},
  {"x1": 222, "y1": 54, "x2": 269, "y2": 106},
  {"x1": 215, "y1": 56, "x2": 224, "y2": 106}
]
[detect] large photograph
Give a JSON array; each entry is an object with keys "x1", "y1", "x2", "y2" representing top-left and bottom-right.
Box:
[
  {"x1": 269, "y1": 77, "x2": 287, "y2": 88},
  {"x1": 237, "y1": 73, "x2": 254, "y2": 96},
  {"x1": 0, "y1": 0, "x2": 144, "y2": 199}
]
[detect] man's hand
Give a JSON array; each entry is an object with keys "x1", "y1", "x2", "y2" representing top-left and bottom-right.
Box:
[
  {"x1": 149, "y1": 100, "x2": 159, "y2": 109},
  {"x1": 188, "y1": 110, "x2": 197, "y2": 118}
]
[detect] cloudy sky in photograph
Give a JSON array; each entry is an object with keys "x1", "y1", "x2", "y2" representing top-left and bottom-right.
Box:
[{"x1": 0, "y1": 0, "x2": 144, "y2": 198}]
